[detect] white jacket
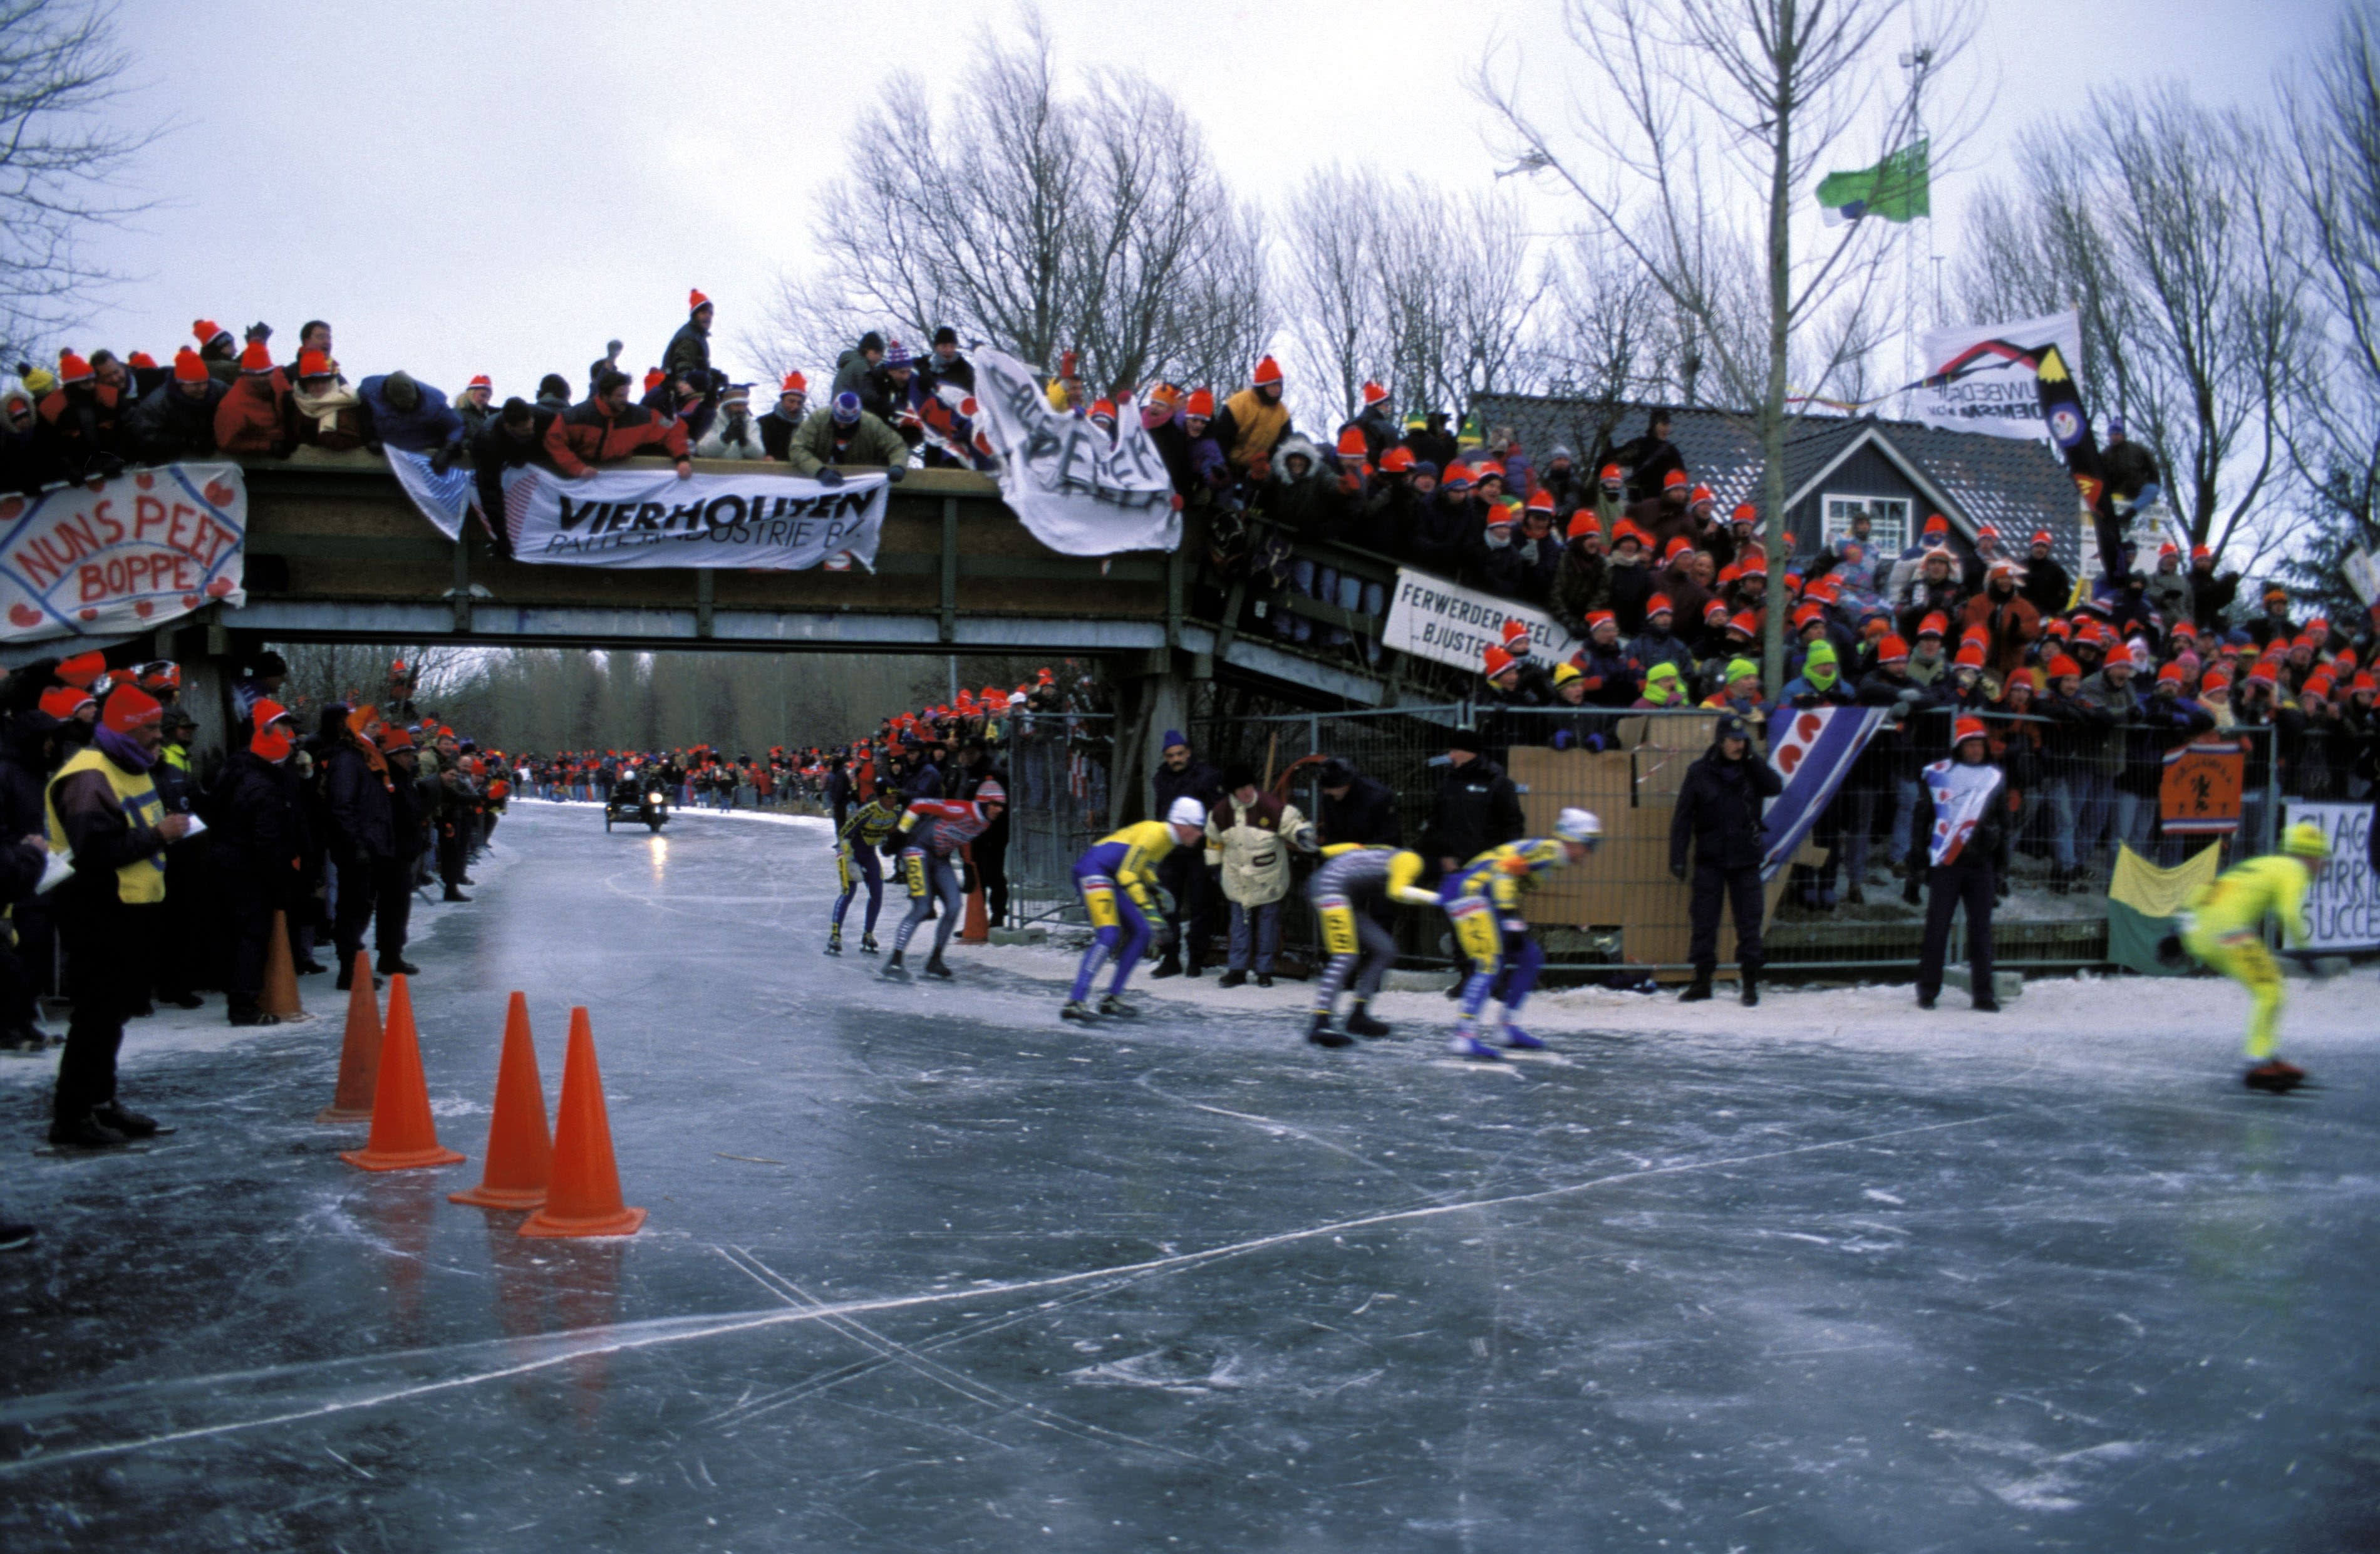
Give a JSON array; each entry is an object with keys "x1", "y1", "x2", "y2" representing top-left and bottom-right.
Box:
[{"x1": 1204, "y1": 793, "x2": 1315, "y2": 906}]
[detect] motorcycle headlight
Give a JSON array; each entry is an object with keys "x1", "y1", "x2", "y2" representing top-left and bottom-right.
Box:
[{"x1": 648, "y1": 791, "x2": 665, "y2": 805}]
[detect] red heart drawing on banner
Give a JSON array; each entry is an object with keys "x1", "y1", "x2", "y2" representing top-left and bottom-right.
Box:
[
  {"x1": 203, "y1": 481, "x2": 234, "y2": 508},
  {"x1": 133, "y1": 599, "x2": 153, "y2": 618},
  {"x1": 0, "y1": 499, "x2": 19, "y2": 522},
  {"x1": 180, "y1": 594, "x2": 199, "y2": 609},
  {"x1": 8, "y1": 604, "x2": 40, "y2": 628},
  {"x1": 135, "y1": 472, "x2": 155, "y2": 490},
  {"x1": 77, "y1": 608, "x2": 96, "y2": 621},
  {"x1": 205, "y1": 576, "x2": 235, "y2": 598}
]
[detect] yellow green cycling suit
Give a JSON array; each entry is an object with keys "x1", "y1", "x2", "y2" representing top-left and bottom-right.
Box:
[
  {"x1": 1440, "y1": 838, "x2": 1570, "y2": 1020},
  {"x1": 1070, "y1": 821, "x2": 1181, "y2": 1002},
  {"x1": 1309, "y1": 844, "x2": 1436, "y2": 1015},
  {"x1": 2182, "y1": 853, "x2": 2313, "y2": 1060}
]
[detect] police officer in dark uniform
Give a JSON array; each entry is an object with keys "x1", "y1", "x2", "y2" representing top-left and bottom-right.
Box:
[{"x1": 1669, "y1": 713, "x2": 1782, "y2": 1006}]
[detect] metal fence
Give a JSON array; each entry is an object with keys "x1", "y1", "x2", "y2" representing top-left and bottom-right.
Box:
[
  {"x1": 998, "y1": 710, "x2": 1119, "y2": 925},
  {"x1": 1162, "y1": 702, "x2": 2315, "y2": 982}
]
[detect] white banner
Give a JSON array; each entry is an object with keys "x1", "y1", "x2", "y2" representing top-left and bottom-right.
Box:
[
  {"x1": 2284, "y1": 801, "x2": 2380, "y2": 951},
  {"x1": 1381, "y1": 567, "x2": 1582, "y2": 673},
  {"x1": 2344, "y1": 546, "x2": 2380, "y2": 607},
  {"x1": 971, "y1": 348, "x2": 1180, "y2": 557},
  {"x1": 0, "y1": 463, "x2": 246, "y2": 642},
  {"x1": 1913, "y1": 308, "x2": 2083, "y2": 440},
  {"x1": 500, "y1": 465, "x2": 887, "y2": 570}
]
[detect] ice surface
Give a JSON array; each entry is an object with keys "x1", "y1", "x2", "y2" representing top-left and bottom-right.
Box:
[{"x1": 1, "y1": 802, "x2": 2376, "y2": 1551}]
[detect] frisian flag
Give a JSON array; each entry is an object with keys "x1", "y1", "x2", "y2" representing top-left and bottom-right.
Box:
[{"x1": 1759, "y1": 704, "x2": 1888, "y2": 881}]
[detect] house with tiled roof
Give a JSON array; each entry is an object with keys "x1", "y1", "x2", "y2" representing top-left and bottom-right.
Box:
[{"x1": 1472, "y1": 396, "x2": 2088, "y2": 576}]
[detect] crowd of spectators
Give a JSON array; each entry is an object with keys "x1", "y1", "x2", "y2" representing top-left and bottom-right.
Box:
[
  {"x1": 0, "y1": 651, "x2": 507, "y2": 1171},
  {"x1": 1465, "y1": 505, "x2": 2379, "y2": 900},
  {"x1": 0, "y1": 298, "x2": 1013, "y2": 543}
]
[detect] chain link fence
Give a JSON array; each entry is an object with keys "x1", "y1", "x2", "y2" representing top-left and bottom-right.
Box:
[{"x1": 1162, "y1": 703, "x2": 2300, "y2": 983}]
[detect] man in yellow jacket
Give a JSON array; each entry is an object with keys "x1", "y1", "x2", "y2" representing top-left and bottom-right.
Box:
[{"x1": 2181, "y1": 821, "x2": 2331, "y2": 1093}]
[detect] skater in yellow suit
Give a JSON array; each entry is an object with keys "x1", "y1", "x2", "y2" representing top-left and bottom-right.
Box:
[{"x1": 2181, "y1": 821, "x2": 2331, "y2": 1093}]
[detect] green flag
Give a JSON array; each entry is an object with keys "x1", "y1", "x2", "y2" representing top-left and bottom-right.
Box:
[{"x1": 1817, "y1": 140, "x2": 1930, "y2": 225}]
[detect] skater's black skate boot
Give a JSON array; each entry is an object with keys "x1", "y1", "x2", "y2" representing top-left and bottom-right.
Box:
[
  {"x1": 881, "y1": 950, "x2": 908, "y2": 980},
  {"x1": 825, "y1": 928, "x2": 843, "y2": 956},
  {"x1": 861, "y1": 932, "x2": 880, "y2": 955},
  {"x1": 93, "y1": 1101, "x2": 162, "y2": 1137},
  {"x1": 1060, "y1": 999, "x2": 1097, "y2": 1022},
  {"x1": 48, "y1": 1110, "x2": 128, "y2": 1150},
  {"x1": 1306, "y1": 1012, "x2": 1353, "y2": 1048},
  {"x1": 923, "y1": 953, "x2": 953, "y2": 980},
  {"x1": 1344, "y1": 1002, "x2": 1391, "y2": 1038},
  {"x1": 1097, "y1": 994, "x2": 1139, "y2": 1019},
  {"x1": 2244, "y1": 1059, "x2": 2306, "y2": 1094}
]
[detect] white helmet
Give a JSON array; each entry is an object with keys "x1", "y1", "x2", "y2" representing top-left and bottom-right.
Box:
[
  {"x1": 1166, "y1": 796, "x2": 1206, "y2": 828},
  {"x1": 1555, "y1": 807, "x2": 1603, "y2": 846}
]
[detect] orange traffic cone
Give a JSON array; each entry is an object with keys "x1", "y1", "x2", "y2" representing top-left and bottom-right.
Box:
[
  {"x1": 316, "y1": 953, "x2": 383, "y2": 1123},
  {"x1": 961, "y1": 843, "x2": 989, "y2": 942},
  {"x1": 520, "y1": 1008, "x2": 644, "y2": 1238},
  {"x1": 262, "y1": 909, "x2": 304, "y2": 1019},
  {"x1": 339, "y1": 975, "x2": 466, "y2": 1172},
  {"x1": 450, "y1": 993, "x2": 553, "y2": 1210}
]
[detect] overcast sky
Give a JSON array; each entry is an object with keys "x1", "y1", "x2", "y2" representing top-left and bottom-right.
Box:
[{"x1": 68, "y1": 0, "x2": 2339, "y2": 408}]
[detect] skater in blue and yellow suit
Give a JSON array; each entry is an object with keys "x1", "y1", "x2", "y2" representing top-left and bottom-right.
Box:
[
  {"x1": 2181, "y1": 820, "x2": 2331, "y2": 1092},
  {"x1": 1062, "y1": 797, "x2": 1208, "y2": 1022},
  {"x1": 1439, "y1": 808, "x2": 1601, "y2": 1060}
]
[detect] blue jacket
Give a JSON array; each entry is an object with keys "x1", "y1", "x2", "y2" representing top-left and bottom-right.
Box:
[{"x1": 358, "y1": 375, "x2": 465, "y2": 455}]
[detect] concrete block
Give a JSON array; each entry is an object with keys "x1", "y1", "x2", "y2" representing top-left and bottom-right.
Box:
[
  {"x1": 1941, "y1": 968, "x2": 2025, "y2": 1001},
  {"x1": 988, "y1": 926, "x2": 1047, "y2": 946}
]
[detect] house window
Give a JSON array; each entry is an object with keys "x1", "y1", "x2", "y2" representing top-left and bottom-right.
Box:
[{"x1": 1823, "y1": 495, "x2": 1910, "y2": 554}]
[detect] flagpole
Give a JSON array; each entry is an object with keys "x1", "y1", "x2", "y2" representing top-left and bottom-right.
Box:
[{"x1": 1898, "y1": 42, "x2": 1935, "y2": 423}]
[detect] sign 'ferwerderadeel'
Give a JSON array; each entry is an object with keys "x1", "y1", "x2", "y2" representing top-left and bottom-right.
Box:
[
  {"x1": 0, "y1": 462, "x2": 246, "y2": 643},
  {"x1": 1380, "y1": 567, "x2": 1583, "y2": 673},
  {"x1": 497, "y1": 464, "x2": 888, "y2": 571}
]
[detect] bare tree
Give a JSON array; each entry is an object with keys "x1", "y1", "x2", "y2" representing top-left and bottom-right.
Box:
[
  {"x1": 1278, "y1": 166, "x2": 1392, "y2": 425},
  {"x1": 2276, "y1": 4, "x2": 2380, "y2": 609},
  {"x1": 0, "y1": 0, "x2": 153, "y2": 363},
  {"x1": 748, "y1": 14, "x2": 1265, "y2": 395},
  {"x1": 1969, "y1": 86, "x2": 2302, "y2": 559},
  {"x1": 1479, "y1": 0, "x2": 1980, "y2": 695}
]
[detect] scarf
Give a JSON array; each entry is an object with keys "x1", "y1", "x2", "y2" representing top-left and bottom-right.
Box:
[
  {"x1": 95, "y1": 724, "x2": 155, "y2": 772},
  {"x1": 347, "y1": 703, "x2": 392, "y2": 789},
  {"x1": 291, "y1": 378, "x2": 361, "y2": 436}
]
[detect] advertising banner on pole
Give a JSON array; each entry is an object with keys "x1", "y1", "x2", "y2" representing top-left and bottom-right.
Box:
[
  {"x1": 1915, "y1": 309, "x2": 2084, "y2": 440},
  {"x1": 0, "y1": 464, "x2": 245, "y2": 643}
]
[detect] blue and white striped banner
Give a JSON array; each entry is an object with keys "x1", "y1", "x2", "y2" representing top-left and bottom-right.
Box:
[
  {"x1": 384, "y1": 443, "x2": 477, "y2": 541},
  {"x1": 1759, "y1": 705, "x2": 1887, "y2": 881}
]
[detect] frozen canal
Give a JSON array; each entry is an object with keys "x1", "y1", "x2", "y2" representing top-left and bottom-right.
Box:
[{"x1": 3, "y1": 802, "x2": 2377, "y2": 1551}]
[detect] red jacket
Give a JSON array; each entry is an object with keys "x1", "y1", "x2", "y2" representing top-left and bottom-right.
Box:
[
  {"x1": 214, "y1": 371, "x2": 289, "y2": 455},
  {"x1": 544, "y1": 400, "x2": 689, "y2": 476},
  {"x1": 1958, "y1": 589, "x2": 2042, "y2": 679}
]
